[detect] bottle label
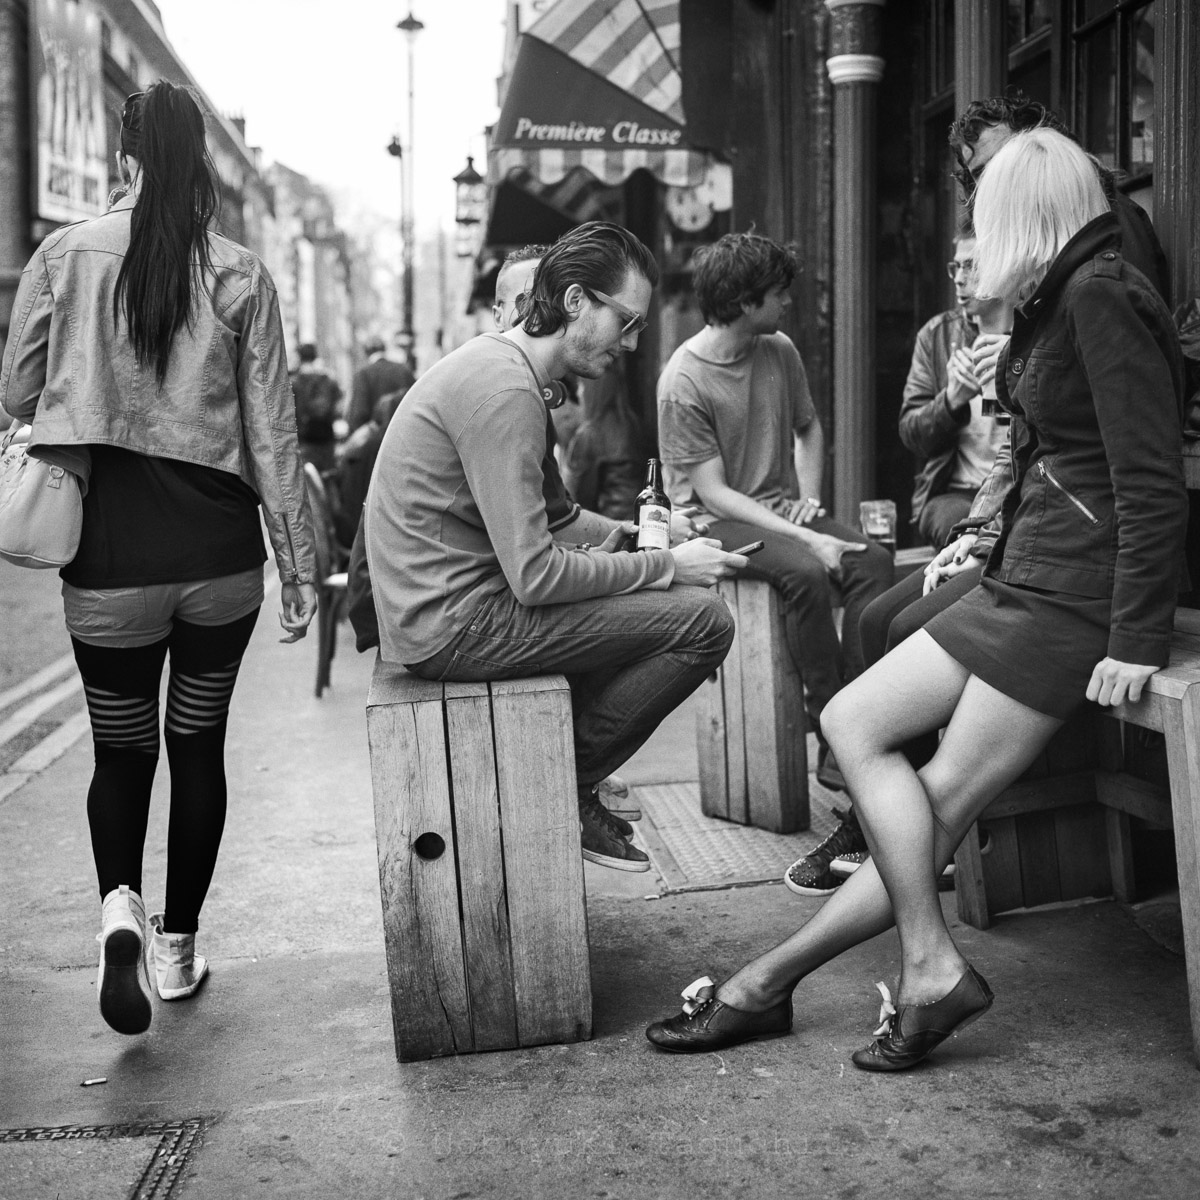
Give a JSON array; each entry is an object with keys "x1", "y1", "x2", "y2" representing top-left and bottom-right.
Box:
[{"x1": 637, "y1": 505, "x2": 671, "y2": 551}]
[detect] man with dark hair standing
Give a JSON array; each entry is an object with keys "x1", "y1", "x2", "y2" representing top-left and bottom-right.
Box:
[
  {"x1": 949, "y1": 93, "x2": 1169, "y2": 298},
  {"x1": 347, "y1": 336, "x2": 416, "y2": 434},
  {"x1": 366, "y1": 221, "x2": 743, "y2": 872},
  {"x1": 657, "y1": 231, "x2": 893, "y2": 803},
  {"x1": 290, "y1": 342, "x2": 342, "y2": 472}
]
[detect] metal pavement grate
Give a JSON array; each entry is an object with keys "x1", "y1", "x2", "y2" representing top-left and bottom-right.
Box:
[
  {"x1": 0, "y1": 1119, "x2": 204, "y2": 1200},
  {"x1": 635, "y1": 779, "x2": 848, "y2": 892}
]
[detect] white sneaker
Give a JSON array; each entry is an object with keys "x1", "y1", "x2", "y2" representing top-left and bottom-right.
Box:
[
  {"x1": 598, "y1": 774, "x2": 641, "y2": 821},
  {"x1": 148, "y1": 913, "x2": 209, "y2": 1000},
  {"x1": 97, "y1": 885, "x2": 153, "y2": 1034}
]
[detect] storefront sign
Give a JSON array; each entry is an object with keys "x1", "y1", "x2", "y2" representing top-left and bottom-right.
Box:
[
  {"x1": 30, "y1": 0, "x2": 106, "y2": 224},
  {"x1": 492, "y1": 33, "x2": 690, "y2": 156}
]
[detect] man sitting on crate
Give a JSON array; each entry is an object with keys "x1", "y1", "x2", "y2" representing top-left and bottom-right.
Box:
[
  {"x1": 365, "y1": 221, "x2": 744, "y2": 872},
  {"x1": 656, "y1": 231, "x2": 893, "y2": 790}
]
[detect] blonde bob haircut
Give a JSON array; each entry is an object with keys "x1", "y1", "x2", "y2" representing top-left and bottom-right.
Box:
[{"x1": 972, "y1": 128, "x2": 1109, "y2": 307}]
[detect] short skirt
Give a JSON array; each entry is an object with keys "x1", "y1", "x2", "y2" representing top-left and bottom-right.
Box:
[{"x1": 924, "y1": 577, "x2": 1111, "y2": 718}]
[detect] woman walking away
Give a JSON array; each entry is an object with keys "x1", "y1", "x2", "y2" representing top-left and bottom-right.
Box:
[
  {"x1": 646, "y1": 127, "x2": 1187, "y2": 1070},
  {"x1": 0, "y1": 82, "x2": 318, "y2": 1035}
]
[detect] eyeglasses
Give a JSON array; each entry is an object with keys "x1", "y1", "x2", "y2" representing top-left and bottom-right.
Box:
[
  {"x1": 946, "y1": 258, "x2": 975, "y2": 280},
  {"x1": 586, "y1": 287, "x2": 648, "y2": 336}
]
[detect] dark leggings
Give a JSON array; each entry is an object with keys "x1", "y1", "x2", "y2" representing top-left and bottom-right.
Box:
[{"x1": 71, "y1": 609, "x2": 259, "y2": 933}]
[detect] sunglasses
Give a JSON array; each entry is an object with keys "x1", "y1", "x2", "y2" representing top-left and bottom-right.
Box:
[
  {"x1": 946, "y1": 258, "x2": 975, "y2": 280},
  {"x1": 586, "y1": 287, "x2": 648, "y2": 336},
  {"x1": 121, "y1": 91, "x2": 145, "y2": 126}
]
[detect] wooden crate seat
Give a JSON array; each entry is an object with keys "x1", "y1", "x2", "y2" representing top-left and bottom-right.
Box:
[
  {"x1": 366, "y1": 660, "x2": 591, "y2": 1062},
  {"x1": 695, "y1": 579, "x2": 809, "y2": 834},
  {"x1": 954, "y1": 608, "x2": 1200, "y2": 1065}
]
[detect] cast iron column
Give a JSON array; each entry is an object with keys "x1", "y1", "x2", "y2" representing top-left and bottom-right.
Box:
[
  {"x1": 825, "y1": 0, "x2": 884, "y2": 523},
  {"x1": 954, "y1": 1, "x2": 1005, "y2": 121}
]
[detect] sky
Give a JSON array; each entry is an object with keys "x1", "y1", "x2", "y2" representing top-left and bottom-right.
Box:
[{"x1": 154, "y1": 0, "x2": 509, "y2": 230}]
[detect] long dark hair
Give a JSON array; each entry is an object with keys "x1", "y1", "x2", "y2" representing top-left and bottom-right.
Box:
[{"x1": 113, "y1": 81, "x2": 218, "y2": 384}]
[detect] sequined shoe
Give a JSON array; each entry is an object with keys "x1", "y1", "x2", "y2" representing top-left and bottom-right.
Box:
[
  {"x1": 784, "y1": 806, "x2": 866, "y2": 896},
  {"x1": 851, "y1": 964, "x2": 993, "y2": 1072},
  {"x1": 646, "y1": 976, "x2": 792, "y2": 1053}
]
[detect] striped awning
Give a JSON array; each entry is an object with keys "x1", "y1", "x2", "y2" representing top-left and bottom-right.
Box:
[{"x1": 488, "y1": 0, "x2": 713, "y2": 189}]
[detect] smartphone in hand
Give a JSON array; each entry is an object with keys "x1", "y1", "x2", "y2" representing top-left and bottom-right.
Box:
[{"x1": 730, "y1": 540, "x2": 765, "y2": 556}]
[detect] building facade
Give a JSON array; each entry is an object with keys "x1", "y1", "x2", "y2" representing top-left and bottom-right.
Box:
[
  {"x1": 0, "y1": 0, "x2": 385, "y2": 396},
  {"x1": 0, "y1": 0, "x2": 275, "y2": 345}
]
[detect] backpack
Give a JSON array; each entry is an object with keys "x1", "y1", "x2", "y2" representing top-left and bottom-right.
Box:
[{"x1": 291, "y1": 371, "x2": 338, "y2": 442}]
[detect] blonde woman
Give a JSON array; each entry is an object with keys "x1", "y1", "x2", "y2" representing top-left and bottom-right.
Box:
[{"x1": 647, "y1": 128, "x2": 1187, "y2": 1070}]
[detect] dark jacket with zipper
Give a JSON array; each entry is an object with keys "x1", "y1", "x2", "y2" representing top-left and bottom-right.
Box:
[{"x1": 985, "y1": 212, "x2": 1186, "y2": 667}]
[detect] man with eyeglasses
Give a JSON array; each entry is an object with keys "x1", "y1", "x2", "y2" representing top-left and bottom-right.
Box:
[
  {"x1": 366, "y1": 221, "x2": 745, "y2": 873},
  {"x1": 898, "y1": 230, "x2": 1010, "y2": 550}
]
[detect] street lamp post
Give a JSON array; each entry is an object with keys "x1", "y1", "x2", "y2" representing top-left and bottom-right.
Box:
[
  {"x1": 397, "y1": 10, "x2": 423, "y2": 371},
  {"x1": 385, "y1": 133, "x2": 405, "y2": 345},
  {"x1": 453, "y1": 155, "x2": 486, "y2": 259}
]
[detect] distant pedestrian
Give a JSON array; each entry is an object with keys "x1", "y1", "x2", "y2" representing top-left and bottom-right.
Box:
[
  {"x1": 333, "y1": 389, "x2": 407, "y2": 547},
  {"x1": 290, "y1": 343, "x2": 343, "y2": 473},
  {"x1": 0, "y1": 81, "x2": 318, "y2": 1036},
  {"x1": 347, "y1": 336, "x2": 415, "y2": 433}
]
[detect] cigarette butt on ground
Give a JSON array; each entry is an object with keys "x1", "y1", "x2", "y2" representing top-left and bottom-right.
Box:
[{"x1": 81, "y1": 1077, "x2": 107, "y2": 1087}]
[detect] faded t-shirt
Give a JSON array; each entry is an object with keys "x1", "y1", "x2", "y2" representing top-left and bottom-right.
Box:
[
  {"x1": 949, "y1": 391, "x2": 1008, "y2": 491},
  {"x1": 656, "y1": 331, "x2": 817, "y2": 516}
]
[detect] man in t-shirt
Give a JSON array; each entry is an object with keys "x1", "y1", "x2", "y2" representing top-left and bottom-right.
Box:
[
  {"x1": 366, "y1": 221, "x2": 745, "y2": 872},
  {"x1": 900, "y1": 230, "x2": 1010, "y2": 550},
  {"x1": 657, "y1": 231, "x2": 893, "y2": 783}
]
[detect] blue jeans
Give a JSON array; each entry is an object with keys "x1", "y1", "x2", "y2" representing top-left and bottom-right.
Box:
[
  {"x1": 408, "y1": 585, "x2": 735, "y2": 787},
  {"x1": 706, "y1": 515, "x2": 894, "y2": 718}
]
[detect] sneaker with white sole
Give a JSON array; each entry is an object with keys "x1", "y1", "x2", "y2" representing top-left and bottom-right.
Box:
[
  {"x1": 97, "y1": 885, "x2": 153, "y2": 1035},
  {"x1": 784, "y1": 807, "x2": 866, "y2": 896},
  {"x1": 598, "y1": 774, "x2": 641, "y2": 821},
  {"x1": 148, "y1": 913, "x2": 209, "y2": 1000},
  {"x1": 580, "y1": 795, "x2": 650, "y2": 872}
]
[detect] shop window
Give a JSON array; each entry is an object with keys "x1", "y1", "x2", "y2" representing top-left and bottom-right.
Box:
[
  {"x1": 1007, "y1": 0, "x2": 1054, "y2": 42},
  {"x1": 926, "y1": 0, "x2": 955, "y2": 98},
  {"x1": 1072, "y1": 0, "x2": 1155, "y2": 186}
]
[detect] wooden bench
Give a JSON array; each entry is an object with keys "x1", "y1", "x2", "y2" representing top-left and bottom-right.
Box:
[
  {"x1": 366, "y1": 660, "x2": 591, "y2": 1062},
  {"x1": 954, "y1": 608, "x2": 1200, "y2": 1064},
  {"x1": 695, "y1": 579, "x2": 809, "y2": 833}
]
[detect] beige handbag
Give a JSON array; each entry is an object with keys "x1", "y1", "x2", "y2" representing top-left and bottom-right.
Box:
[{"x1": 0, "y1": 421, "x2": 83, "y2": 568}]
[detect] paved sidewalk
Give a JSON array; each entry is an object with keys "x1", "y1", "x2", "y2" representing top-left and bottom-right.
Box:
[{"x1": 2, "y1": 601, "x2": 1199, "y2": 1199}]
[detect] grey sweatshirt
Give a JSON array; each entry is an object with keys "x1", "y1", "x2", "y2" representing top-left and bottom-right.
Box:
[{"x1": 366, "y1": 334, "x2": 673, "y2": 664}]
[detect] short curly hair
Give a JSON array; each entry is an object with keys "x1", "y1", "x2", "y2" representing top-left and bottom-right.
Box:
[
  {"x1": 948, "y1": 92, "x2": 1072, "y2": 197},
  {"x1": 690, "y1": 232, "x2": 799, "y2": 325}
]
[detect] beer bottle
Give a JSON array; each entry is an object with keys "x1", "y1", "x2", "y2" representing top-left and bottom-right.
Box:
[{"x1": 635, "y1": 458, "x2": 672, "y2": 551}]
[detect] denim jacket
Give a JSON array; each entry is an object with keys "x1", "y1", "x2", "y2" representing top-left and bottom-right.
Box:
[
  {"x1": 985, "y1": 213, "x2": 1186, "y2": 666},
  {"x1": 0, "y1": 196, "x2": 316, "y2": 584}
]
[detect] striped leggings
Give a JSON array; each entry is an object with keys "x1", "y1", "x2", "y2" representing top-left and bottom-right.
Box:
[{"x1": 71, "y1": 609, "x2": 259, "y2": 934}]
